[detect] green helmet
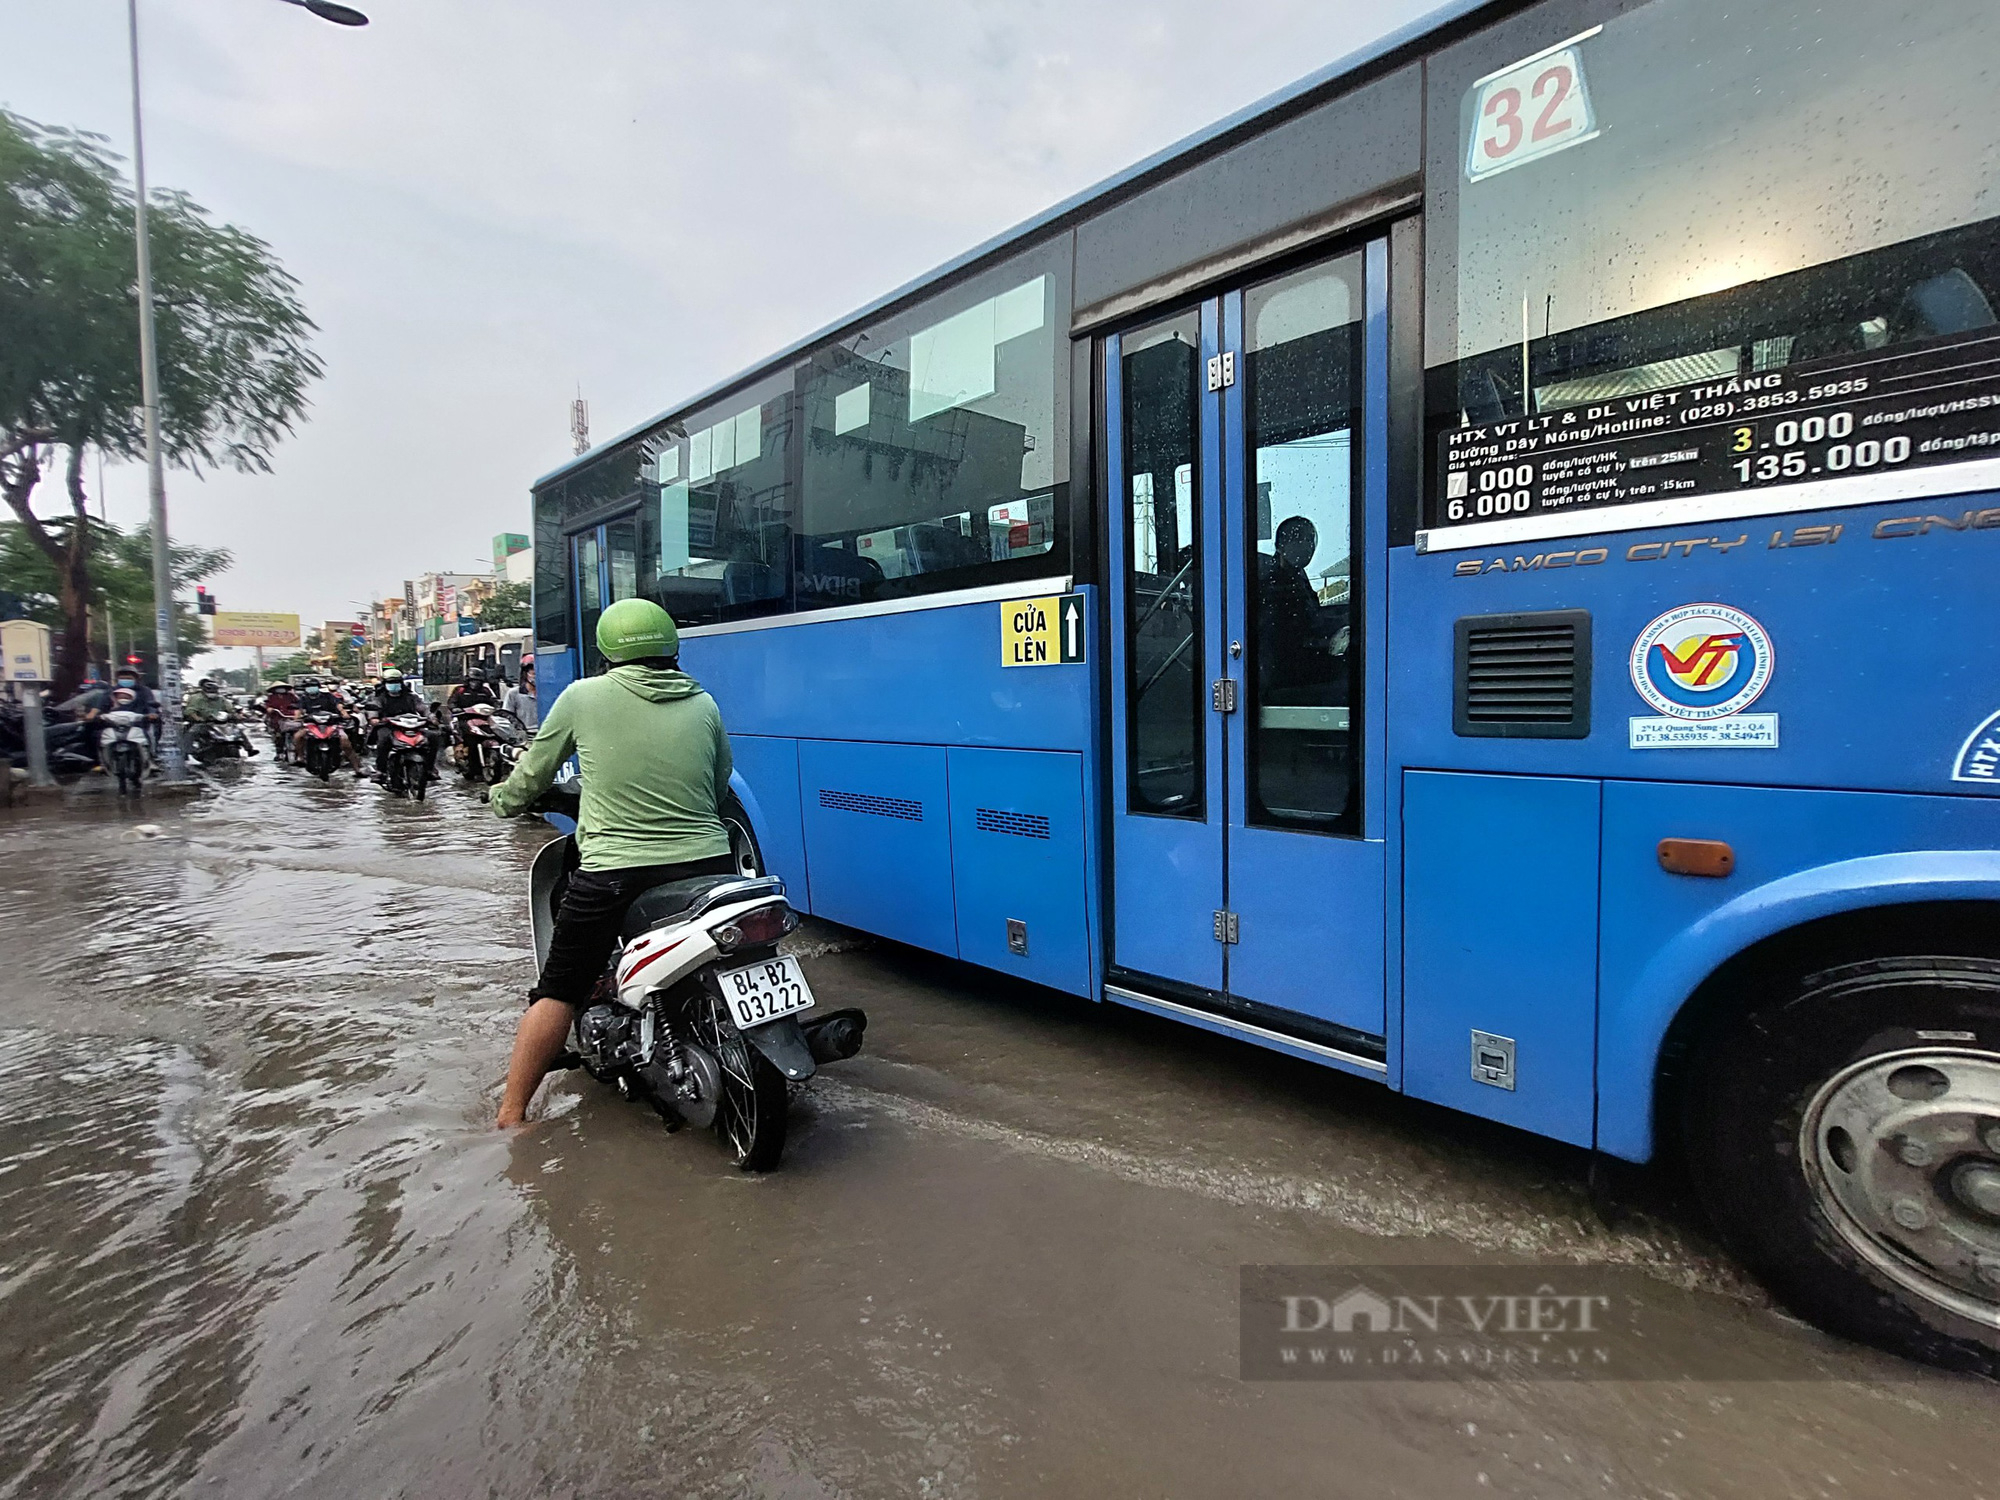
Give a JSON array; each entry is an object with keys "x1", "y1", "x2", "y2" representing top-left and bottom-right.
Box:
[
  {"x1": 381, "y1": 666, "x2": 403, "y2": 682},
  {"x1": 596, "y1": 597, "x2": 679, "y2": 663}
]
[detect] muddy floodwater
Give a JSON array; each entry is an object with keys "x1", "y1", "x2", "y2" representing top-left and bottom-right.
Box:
[{"x1": 1, "y1": 765, "x2": 1996, "y2": 1499}]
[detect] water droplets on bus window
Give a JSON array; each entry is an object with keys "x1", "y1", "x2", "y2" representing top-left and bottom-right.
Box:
[
  {"x1": 1423, "y1": 0, "x2": 2000, "y2": 548},
  {"x1": 798, "y1": 242, "x2": 1068, "y2": 612}
]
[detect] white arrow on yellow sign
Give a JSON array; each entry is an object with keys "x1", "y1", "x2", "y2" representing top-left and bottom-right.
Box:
[{"x1": 1000, "y1": 592, "x2": 1085, "y2": 667}]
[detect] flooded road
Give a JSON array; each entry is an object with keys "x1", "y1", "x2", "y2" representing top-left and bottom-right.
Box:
[{"x1": 1, "y1": 764, "x2": 1995, "y2": 1499}]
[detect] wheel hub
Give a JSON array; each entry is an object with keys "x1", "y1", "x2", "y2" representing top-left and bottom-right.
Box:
[{"x1": 1802, "y1": 1048, "x2": 2000, "y2": 1326}]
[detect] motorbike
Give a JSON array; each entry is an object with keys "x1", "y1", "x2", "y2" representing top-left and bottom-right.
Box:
[
  {"x1": 528, "y1": 790, "x2": 867, "y2": 1171},
  {"x1": 267, "y1": 711, "x2": 300, "y2": 763},
  {"x1": 0, "y1": 700, "x2": 98, "y2": 777},
  {"x1": 98, "y1": 706, "x2": 153, "y2": 794},
  {"x1": 452, "y1": 702, "x2": 501, "y2": 781},
  {"x1": 295, "y1": 710, "x2": 350, "y2": 782},
  {"x1": 377, "y1": 713, "x2": 433, "y2": 800},
  {"x1": 484, "y1": 709, "x2": 530, "y2": 784},
  {"x1": 187, "y1": 718, "x2": 256, "y2": 765}
]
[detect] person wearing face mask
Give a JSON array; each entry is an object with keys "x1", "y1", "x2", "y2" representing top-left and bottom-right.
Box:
[
  {"x1": 66, "y1": 666, "x2": 161, "y2": 771},
  {"x1": 367, "y1": 667, "x2": 438, "y2": 782}
]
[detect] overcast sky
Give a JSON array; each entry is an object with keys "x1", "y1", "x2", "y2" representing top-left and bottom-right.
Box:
[{"x1": 5, "y1": 0, "x2": 1433, "y2": 667}]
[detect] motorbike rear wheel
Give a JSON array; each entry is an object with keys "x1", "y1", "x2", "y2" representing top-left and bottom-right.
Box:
[{"x1": 693, "y1": 990, "x2": 789, "y2": 1171}]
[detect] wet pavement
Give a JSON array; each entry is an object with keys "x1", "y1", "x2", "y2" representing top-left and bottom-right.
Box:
[{"x1": 1, "y1": 763, "x2": 1996, "y2": 1500}]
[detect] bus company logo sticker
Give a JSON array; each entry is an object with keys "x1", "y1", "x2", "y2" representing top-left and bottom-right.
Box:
[
  {"x1": 1629, "y1": 604, "x2": 1772, "y2": 720},
  {"x1": 1950, "y1": 709, "x2": 2000, "y2": 784},
  {"x1": 1627, "y1": 603, "x2": 1778, "y2": 749}
]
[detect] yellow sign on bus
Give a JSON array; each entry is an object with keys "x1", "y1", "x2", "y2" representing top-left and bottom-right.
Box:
[
  {"x1": 211, "y1": 612, "x2": 301, "y2": 648},
  {"x1": 999, "y1": 592, "x2": 1085, "y2": 667}
]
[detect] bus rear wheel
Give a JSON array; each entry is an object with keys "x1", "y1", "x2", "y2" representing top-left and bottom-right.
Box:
[
  {"x1": 721, "y1": 794, "x2": 763, "y2": 878},
  {"x1": 1685, "y1": 954, "x2": 2000, "y2": 1374}
]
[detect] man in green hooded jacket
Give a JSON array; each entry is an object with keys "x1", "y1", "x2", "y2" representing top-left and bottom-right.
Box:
[{"x1": 489, "y1": 597, "x2": 737, "y2": 1127}]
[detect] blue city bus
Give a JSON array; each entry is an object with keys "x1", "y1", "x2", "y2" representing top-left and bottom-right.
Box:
[{"x1": 530, "y1": 0, "x2": 2000, "y2": 1369}]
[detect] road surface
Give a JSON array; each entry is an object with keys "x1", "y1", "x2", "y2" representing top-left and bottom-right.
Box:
[{"x1": 0, "y1": 765, "x2": 1992, "y2": 1498}]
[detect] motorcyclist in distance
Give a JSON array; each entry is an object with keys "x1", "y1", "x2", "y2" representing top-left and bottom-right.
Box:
[
  {"x1": 447, "y1": 664, "x2": 503, "y2": 767},
  {"x1": 184, "y1": 677, "x2": 258, "y2": 757},
  {"x1": 367, "y1": 666, "x2": 438, "y2": 782},
  {"x1": 59, "y1": 666, "x2": 149, "y2": 770},
  {"x1": 292, "y1": 677, "x2": 366, "y2": 775}
]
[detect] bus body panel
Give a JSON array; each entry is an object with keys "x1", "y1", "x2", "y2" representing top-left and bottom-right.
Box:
[
  {"x1": 796, "y1": 738, "x2": 960, "y2": 957},
  {"x1": 727, "y1": 739, "x2": 809, "y2": 913},
  {"x1": 1401, "y1": 770, "x2": 1602, "y2": 1146},
  {"x1": 1595, "y1": 783, "x2": 2000, "y2": 1162},
  {"x1": 1388, "y1": 493, "x2": 2000, "y2": 798},
  {"x1": 678, "y1": 591, "x2": 1093, "y2": 752},
  {"x1": 946, "y1": 746, "x2": 1093, "y2": 997}
]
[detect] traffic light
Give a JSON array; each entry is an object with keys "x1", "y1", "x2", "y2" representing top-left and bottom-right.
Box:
[{"x1": 196, "y1": 587, "x2": 217, "y2": 616}]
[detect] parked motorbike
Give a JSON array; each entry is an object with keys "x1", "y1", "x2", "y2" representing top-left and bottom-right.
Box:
[
  {"x1": 187, "y1": 719, "x2": 256, "y2": 765},
  {"x1": 528, "y1": 792, "x2": 866, "y2": 1171},
  {"x1": 0, "y1": 700, "x2": 98, "y2": 777},
  {"x1": 295, "y1": 710, "x2": 350, "y2": 782},
  {"x1": 452, "y1": 703, "x2": 501, "y2": 781},
  {"x1": 377, "y1": 713, "x2": 432, "y2": 800},
  {"x1": 98, "y1": 704, "x2": 153, "y2": 795}
]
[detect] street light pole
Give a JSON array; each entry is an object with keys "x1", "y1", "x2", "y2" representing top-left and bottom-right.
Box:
[
  {"x1": 123, "y1": 0, "x2": 367, "y2": 783},
  {"x1": 126, "y1": 0, "x2": 186, "y2": 779}
]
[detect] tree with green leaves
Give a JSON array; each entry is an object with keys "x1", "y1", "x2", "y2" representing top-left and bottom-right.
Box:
[
  {"x1": 476, "y1": 580, "x2": 530, "y2": 629},
  {"x1": 0, "y1": 515, "x2": 227, "y2": 668},
  {"x1": 0, "y1": 109, "x2": 321, "y2": 696}
]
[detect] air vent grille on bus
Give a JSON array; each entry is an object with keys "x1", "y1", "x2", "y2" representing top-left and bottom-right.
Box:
[
  {"x1": 819, "y1": 789, "x2": 924, "y2": 822},
  {"x1": 975, "y1": 807, "x2": 1051, "y2": 840},
  {"x1": 1453, "y1": 610, "x2": 1592, "y2": 739}
]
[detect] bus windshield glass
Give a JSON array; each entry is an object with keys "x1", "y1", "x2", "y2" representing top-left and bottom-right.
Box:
[{"x1": 1424, "y1": 0, "x2": 2000, "y2": 542}]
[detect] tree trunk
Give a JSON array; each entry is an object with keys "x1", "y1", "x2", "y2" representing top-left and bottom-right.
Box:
[{"x1": 51, "y1": 448, "x2": 95, "y2": 700}]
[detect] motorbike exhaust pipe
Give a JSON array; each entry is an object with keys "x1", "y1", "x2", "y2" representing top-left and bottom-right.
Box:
[{"x1": 801, "y1": 1008, "x2": 867, "y2": 1064}]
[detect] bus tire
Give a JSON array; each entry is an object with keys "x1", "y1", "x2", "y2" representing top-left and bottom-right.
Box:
[
  {"x1": 721, "y1": 793, "x2": 763, "y2": 879},
  {"x1": 1684, "y1": 954, "x2": 2000, "y2": 1374}
]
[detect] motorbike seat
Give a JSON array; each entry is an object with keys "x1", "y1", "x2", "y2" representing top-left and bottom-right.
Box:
[{"x1": 620, "y1": 874, "x2": 760, "y2": 939}]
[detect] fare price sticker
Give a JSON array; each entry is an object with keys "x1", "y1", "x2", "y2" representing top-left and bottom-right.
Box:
[
  {"x1": 1000, "y1": 592, "x2": 1086, "y2": 667},
  {"x1": 1466, "y1": 32, "x2": 1600, "y2": 182}
]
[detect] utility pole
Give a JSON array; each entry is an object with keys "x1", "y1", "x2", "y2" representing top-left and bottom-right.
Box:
[{"x1": 127, "y1": 0, "x2": 187, "y2": 781}]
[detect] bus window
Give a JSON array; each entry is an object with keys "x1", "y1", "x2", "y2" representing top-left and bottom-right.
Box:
[
  {"x1": 1425, "y1": 0, "x2": 2000, "y2": 541},
  {"x1": 635, "y1": 368, "x2": 795, "y2": 630},
  {"x1": 500, "y1": 643, "x2": 522, "y2": 684},
  {"x1": 1120, "y1": 309, "x2": 1205, "y2": 818},
  {"x1": 797, "y1": 240, "x2": 1068, "y2": 611},
  {"x1": 1243, "y1": 254, "x2": 1364, "y2": 833}
]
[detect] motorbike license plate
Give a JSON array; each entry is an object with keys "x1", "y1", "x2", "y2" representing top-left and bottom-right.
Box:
[{"x1": 716, "y1": 955, "x2": 815, "y2": 1029}]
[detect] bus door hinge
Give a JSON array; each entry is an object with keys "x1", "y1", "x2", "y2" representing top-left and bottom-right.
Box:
[
  {"x1": 1212, "y1": 910, "x2": 1239, "y2": 944},
  {"x1": 1206, "y1": 352, "x2": 1236, "y2": 391},
  {"x1": 1211, "y1": 678, "x2": 1237, "y2": 713}
]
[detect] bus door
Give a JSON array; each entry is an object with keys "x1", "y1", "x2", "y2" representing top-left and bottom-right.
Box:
[
  {"x1": 570, "y1": 515, "x2": 641, "y2": 676},
  {"x1": 1104, "y1": 242, "x2": 1387, "y2": 1045}
]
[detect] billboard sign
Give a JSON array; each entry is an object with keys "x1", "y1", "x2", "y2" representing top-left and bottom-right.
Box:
[
  {"x1": 492, "y1": 532, "x2": 530, "y2": 570},
  {"x1": 211, "y1": 612, "x2": 301, "y2": 648}
]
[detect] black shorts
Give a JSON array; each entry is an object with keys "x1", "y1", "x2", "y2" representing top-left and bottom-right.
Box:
[{"x1": 530, "y1": 854, "x2": 739, "y2": 1007}]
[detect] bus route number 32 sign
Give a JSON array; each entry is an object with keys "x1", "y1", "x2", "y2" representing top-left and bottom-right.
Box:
[
  {"x1": 1466, "y1": 35, "x2": 1599, "y2": 182},
  {"x1": 1000, "y1": 593, "x2": 1086, "y2": 667}
]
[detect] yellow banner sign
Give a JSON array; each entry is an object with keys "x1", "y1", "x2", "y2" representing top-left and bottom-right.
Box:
[{"x1": 211, "y1": 611, "x2": 301, "y2": 648}]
